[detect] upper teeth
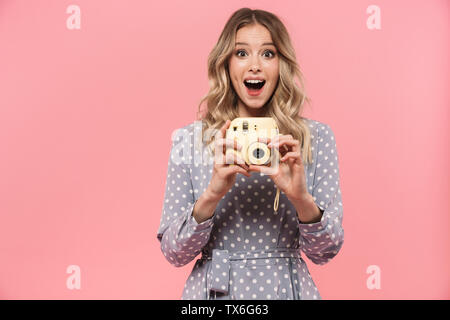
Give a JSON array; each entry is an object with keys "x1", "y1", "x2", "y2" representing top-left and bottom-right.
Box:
[{"x1": 245, "y1": 80, "x2": 264, "y2": 83}]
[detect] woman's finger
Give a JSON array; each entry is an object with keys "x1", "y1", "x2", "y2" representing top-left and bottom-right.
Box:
[
  {"x1": 213, "y1": 120, "x2": 230, "y2": 146},
  {"x1": 258, "y1": 135, "x2": 295, "y2": 152},
  {"x1": 269, "y1": 138, "x2": 300, "y2": 153},
  {"x1": 280, "y1": 151, "x2": 302, "y2": 165},
  {"x1": 215, "y1": 147, "x2": 249, "y2": 170},
  {"x1": 214, "y1": 152, "x2": 226, "y2": 167},
  {"x1": 215, "y1": 138, "x2": 243, "y2": 152},
  {"x1": 215, "y1": 120, "x2": 242, "y2": 156},
  {"x1": 218, "y1": 120, "x2": 230, "y2": 139},
  {"x1": 256, "y1": 136, "x2": 271, "y2": 144},
  {"x1": 225, "y1": 152, "x2": 249, "y2": 170},
  {"x1": 267, "y1": 135, "x2": 295, "y2": 146},
  {"x1": 256, "y1": 135, "x2": 287, "y2": 157},
  {"x1": 248, "y1": 164, "x2": 279, "y2": 176},
  {"x1": 256, "y1": 134, "x2": 282, "y2": 145},
  {"x1": 213, "y1": 120, "x2": 230, "y2": 160},
  {"x1": 223, "y1": 164, "x2": 251, "y2": 177}
]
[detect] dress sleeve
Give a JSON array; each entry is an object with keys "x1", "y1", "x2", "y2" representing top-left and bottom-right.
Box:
[
  {"x1": 156, "y1": 126, "x2": 214, "y2": 267},
  {"x1": 298, "y1": 123, "x2": 345, "y2": 265}
]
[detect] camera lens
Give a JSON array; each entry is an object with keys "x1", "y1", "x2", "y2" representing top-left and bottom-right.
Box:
[{"x1": 253, "y1": 148, "x2": 265, "y2": 159}]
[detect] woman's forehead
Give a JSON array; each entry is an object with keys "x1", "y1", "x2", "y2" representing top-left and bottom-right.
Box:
[{"x1": 235, "y1": 24, "x2": 273, "y2": 44}]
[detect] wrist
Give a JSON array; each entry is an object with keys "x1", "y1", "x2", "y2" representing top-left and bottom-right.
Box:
[
  {"x1": 204, "y1": 186, "x2": 224, "y2": 203},
  {"x1": 287, "y1": 192, "x2": 312, "y2": 203},
  {"x1": 290, "y1": 193, "x2": 323, "y2": 224},
  {"x1": 192, "y1": 187, "x2": 222, "y2": 224}
]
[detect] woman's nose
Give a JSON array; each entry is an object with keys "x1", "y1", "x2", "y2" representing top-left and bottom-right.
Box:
[
  {"x1": 249, "y1": 65, "x2": 261, "y2": 72},
  {"x1": 249, "y1": 56, "x2": 261, "y2": 72}
]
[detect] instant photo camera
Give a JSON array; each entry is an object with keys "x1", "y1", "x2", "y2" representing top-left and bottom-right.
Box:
[
  {"x1": 225, "y1": 117, "x2": 281, "y2": 166},
  {"x1": 225, "y1": 117, "x2": 281, "y2": 211}
]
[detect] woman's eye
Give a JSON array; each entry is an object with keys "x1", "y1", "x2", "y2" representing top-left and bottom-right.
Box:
[
  {"x1": 264, "y1": 50, "x2": 275, "y2": 58},
  {"x1": 235, "y1": 49, "x2": 276, "y2": 58}
]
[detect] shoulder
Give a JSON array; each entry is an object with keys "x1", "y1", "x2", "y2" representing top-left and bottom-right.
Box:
[
  {"x1": 168, "y1": 120, "x2": 206, "y2": 165},
  {"x1": 172, "y1": 120, "x2": 204, "y2": 136},
  {"x1": 303, "y1": 118, "x2": 339, "y2": 168},
  {"x1": 301, "y1": 117, "x2": 335, "y2": 143},
  {"x1": 169, "y1": 120, "x2": 204, "y2": 144},
  {"x1": 172, "y1": 121, "x2": 194, "y2": 136},
  {"x1": 302, "y1": 117, "x2": 332, "y2": 132}
]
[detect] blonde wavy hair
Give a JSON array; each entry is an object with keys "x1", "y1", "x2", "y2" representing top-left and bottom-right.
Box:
[{"x1": 196, "y1": 8, "x2": 314, "y2": 165}]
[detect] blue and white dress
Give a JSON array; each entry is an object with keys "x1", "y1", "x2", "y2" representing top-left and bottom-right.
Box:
[{"x1": 157, "y1": 118, "x2": 344, "y2": 300}]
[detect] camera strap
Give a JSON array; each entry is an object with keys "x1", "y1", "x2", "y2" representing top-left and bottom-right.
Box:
[{"x1": 274, "y1": 187, "x2": 280, "y2": 211}]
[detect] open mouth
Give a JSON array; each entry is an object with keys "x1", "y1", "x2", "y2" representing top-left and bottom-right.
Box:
[{"x1": 244, "y1": 79, "x2": 266, "y2": 90}]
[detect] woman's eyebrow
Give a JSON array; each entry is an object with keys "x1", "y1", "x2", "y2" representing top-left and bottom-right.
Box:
[{"x1": 235, "y1": 42, "x2": 275, "y2": 47}]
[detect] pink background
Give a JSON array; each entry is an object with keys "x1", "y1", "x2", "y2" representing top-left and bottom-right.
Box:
[{"x1": 0, "y1": 0, "x2": 448, "y2": 299}]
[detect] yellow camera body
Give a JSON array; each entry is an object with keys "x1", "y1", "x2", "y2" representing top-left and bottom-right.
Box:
[{"x1": 225, "y1": 117, "x2": 280, "y2": 166}]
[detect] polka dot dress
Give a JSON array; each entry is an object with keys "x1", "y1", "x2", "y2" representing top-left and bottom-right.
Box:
[{"x1": 157, "y1": 118, "x2": 344, "y2": 300}]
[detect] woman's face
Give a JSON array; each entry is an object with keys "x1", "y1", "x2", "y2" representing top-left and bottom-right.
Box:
[{"x1": 228, "y1": 23, "x2": 279, "y2": 117}]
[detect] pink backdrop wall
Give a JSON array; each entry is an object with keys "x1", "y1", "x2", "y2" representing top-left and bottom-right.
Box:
[{"x1": 0, "y1": 0, "x2": 448, "y2": 299}]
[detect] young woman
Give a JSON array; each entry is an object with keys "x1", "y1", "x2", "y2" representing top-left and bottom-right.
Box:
[{"x1": 157, "y1": 8, "x2": 344, "y2": 300}]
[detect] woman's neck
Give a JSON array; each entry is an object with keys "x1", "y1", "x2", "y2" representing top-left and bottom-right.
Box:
[{"x1": 237, "y1": 103, "x2": 267, "y2": 118}]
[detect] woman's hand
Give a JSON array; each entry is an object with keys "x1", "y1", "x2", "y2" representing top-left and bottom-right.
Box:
[
  {"x1": 206, "y1": 120, "x2": 251, "y2": 201},
  {"x1": 247, "y1": 134, "x2": 309, "y2": 202}
]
